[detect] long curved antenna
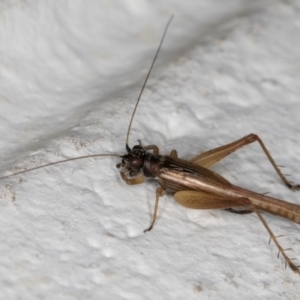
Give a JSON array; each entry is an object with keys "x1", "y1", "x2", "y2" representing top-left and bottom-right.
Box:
[
  {"x1": 0, "y1": 153, "x2": 121, "y2": 180},
  {"x1": 1, "y1": 17, "x2": 173, "y2": 181},
  {"x1": 125, "y1": 15, "x2": 173, "y2": 150}
]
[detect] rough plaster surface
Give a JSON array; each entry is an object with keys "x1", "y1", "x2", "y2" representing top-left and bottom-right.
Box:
[{"x1": 0, "y1": 1, "x2": 300, "y2": 299}]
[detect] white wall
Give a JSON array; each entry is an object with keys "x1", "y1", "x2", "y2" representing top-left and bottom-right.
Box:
[{"x1": 0, "y1": 1, "x2": 300, "y2": 299}]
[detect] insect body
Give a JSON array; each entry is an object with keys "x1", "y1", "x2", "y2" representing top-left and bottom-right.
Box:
[
  {"x1": 1, "y1": 16, "x2": 300, "y2": 274},
  {"x1": 116, "y1": 133, "x2": 300, "y2": 273}
]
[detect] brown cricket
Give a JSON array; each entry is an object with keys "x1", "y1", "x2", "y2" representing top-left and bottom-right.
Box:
[{"x1": 1, "y1": 16, "x2": 299, "y2": 274}]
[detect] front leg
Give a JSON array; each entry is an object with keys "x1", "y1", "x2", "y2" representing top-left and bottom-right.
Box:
[
  {"x1": 120, "y1": 170, "x2": 145, "y2": 185},
  {"x1": 144, "y1": 186, "x2": 166, "y2": 232},
  {"x1": 143, "y1": 144, "x2": 160, "y2": 155}
]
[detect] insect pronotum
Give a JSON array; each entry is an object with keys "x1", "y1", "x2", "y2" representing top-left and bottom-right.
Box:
[{"x1": 1, "y1": 16, "x2": 300, "y2": 274}]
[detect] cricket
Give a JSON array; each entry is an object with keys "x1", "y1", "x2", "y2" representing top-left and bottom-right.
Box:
[{"x1": 1, "y1": 16, "x2": 300, "y2": 274}]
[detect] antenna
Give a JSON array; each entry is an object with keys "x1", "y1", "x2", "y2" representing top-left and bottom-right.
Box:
[
  {"x1": 0, "y1": 16, "x2": 174, "y2": 180},
  {"x1": 0, "y1": 154, "x2": 121, "y2": 180},
  {"x1": 125, "y1": 15, "x2": 174, "y2": 150}
]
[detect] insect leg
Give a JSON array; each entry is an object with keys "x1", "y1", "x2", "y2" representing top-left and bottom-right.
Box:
[
  {"x1": 175, "y1": 190, "x2": 300, "y2": 273},
  {"x1": 144, "y1": 187, "x2": 165, "y2": 232},
  {"x1": 143, "y1": 146, "x2": 177, "y2": 157},
  {"x1": 225, "y1": 208, "x2": 253, "y2": 214},
  {"x1": 169, "y1": 149, "x2": 178, "y2": 158},
  {"x1": 143, "y1": 145, "x2": 159, "y2": 155},
  {"x1": 251, "y1": 203, "x2": 300, "y2": 274},
  {"x1": 120, "y1": 171, "x2": 145, "y2": 185},
  {"x1": 191, "y1": 133, "x2": 299, "y2": 190}
]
